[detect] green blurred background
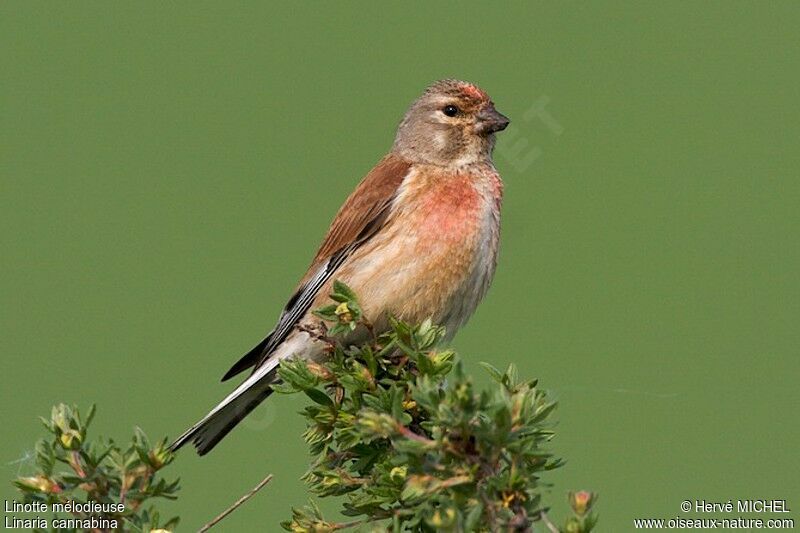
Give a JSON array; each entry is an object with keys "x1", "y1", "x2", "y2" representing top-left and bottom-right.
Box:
[{"x1": 2, "y1": 2, "x2": 798, "y2": 530}]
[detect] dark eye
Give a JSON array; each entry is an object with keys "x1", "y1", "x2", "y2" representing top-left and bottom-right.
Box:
[{"x1": 442, "y1": 105, "x2": 459, "y2": 117}]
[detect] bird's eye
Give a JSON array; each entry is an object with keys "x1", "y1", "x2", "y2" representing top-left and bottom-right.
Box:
[{"x1": 442, "y1": 105, "x2": 459, "y2": 117}]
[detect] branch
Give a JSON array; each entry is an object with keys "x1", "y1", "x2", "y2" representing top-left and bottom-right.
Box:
[
  {"x1": 396, "y1": 425, "x2": 434, "y2": 444},
  {"x1": 539, "y1": 510, "x2": 560, "y2": 533},
  {"x1": 198, "y1": 474, "x2": 274, "y2": 532}
]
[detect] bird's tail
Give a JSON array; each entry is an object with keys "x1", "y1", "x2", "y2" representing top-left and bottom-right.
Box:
[
  {"x1": 169, "y1": 355, "x2": 285, "y2": 455},
  {"x1": 169, "y1": 384, "x2": 274, "y2": 455},
  {"x1": 170, "y1": 330, "x2": 321, "y2": 455}
]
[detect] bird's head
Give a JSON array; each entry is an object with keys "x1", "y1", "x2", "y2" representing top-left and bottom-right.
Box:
[{"x1": 392, "y1": 79, "x2": 510, "y2": 168}]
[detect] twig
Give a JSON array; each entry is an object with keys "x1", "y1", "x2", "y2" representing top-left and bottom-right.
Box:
[
  {"x1": 332, "y1": 507, "x2": 395, "y2": 530},
  {"x1": 332, "y1": 519, "x2": 365, "y2": 530},
  {"x1": 70, "y1": 450, "x2": 87, "y2": 478},
  {"x1": 198, "y1": 474, "x2": 274, "y2": 532},
  {"x1": 539, "y1": 510, "x2": 559, "y2": 533},
  {"x1": 396, "y1": 424, "x2": 435, "y2": 445}
]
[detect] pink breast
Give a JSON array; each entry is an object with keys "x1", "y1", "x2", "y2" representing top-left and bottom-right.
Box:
[{"x1": 416, "y1": 175, "x2": 482, "y2": 242}]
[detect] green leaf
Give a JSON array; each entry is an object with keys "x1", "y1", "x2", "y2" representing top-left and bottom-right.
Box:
[
  {"x1": 332, "y1": 280, "x2": 358, "y2": 302},
  {"x1": 305, "y1": 388, "x2": 334, "y2": 407},
  {"x1": 464, "y1": 502, "x2": 484, "y2": 530},
  {"x1": 313, "y1": 304, "x2": 339, "y2": 321},
  {"x1": 84, "y1": 403, "x2": 97, "y2": 430},
  {"x1": 479, "y1": 361, "x2": 504, "y2": 383}
]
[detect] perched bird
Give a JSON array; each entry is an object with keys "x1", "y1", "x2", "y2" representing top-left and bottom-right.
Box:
[{"x1": 171, "y1": 79, "x2": 509, "y2": 455}]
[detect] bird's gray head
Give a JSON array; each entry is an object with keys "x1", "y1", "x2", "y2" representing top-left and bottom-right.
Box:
[{"x1": 392, "y1": 79, "x2": 510, "y2": 168}]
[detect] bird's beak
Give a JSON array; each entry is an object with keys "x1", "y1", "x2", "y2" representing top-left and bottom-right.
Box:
[{"x1": 476, "y1": 105, "x2": 510, "y2": 134}]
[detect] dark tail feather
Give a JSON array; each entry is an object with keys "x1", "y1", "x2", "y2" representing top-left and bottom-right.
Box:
[
  {"x1": 221, "y1": 335, "x2": 271, "y2": 382},
  {"x1": 169, "y1": 384, "x2": 274, "y2": 456}
]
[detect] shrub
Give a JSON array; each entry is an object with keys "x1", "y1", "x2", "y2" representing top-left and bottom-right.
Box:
[
  {"x1": 277, "y1": 282, "x2": 597, "y2": 532},
  {"x1": 13, "y1": 404, "x2": 180, "y2": 532}
]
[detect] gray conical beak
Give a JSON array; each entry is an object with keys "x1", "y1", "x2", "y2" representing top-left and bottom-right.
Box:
[{"x1": 477, "y1": 105, "x2": 510, "y2": 134}]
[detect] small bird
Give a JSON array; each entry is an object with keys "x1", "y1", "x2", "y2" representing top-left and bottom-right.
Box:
[{"x1": 171, "y1": 79, "x2": 509, "y2": 455}]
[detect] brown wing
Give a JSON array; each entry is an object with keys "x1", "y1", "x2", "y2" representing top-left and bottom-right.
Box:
[
  {"x1": 304, "y1": 153, "x2": 411, "y2": 279},
  {"x1": 221, "y1": 153, "x2": 411, "y2": 381}
]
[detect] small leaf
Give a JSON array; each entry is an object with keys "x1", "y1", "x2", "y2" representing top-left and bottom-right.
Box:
[
  {"x1": 305, "y1": 388, "x2": 334, "y2": 407},
  {"x1": 464, "y1": 502, "x2": 484, "y2": 530},
  {"x1": 332, "y1": 280, "x2": 358, "y2": 302},
  {"x1": 313, "y1": 304, "x2": 339, "y2": 321},
  {"x1": 479, "y1": 361, "x2": 504, "y2": 383}
]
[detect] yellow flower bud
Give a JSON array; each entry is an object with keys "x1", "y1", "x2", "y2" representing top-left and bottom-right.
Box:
[
  {"x1": 569, "y1": 490, "x2": 595, "y2": 516},
  {"x1": 565, "y1": 516, "x2": 582, "y2": 533},
  {"x1": 59, "y1": 429, "x2": 81, "y2": 449},
  {"x1": 334, "y1": 302, "x2": 353, "y2": 323},
  {"x1": 389, "y1": 466, "x2": 407, "y2": 482},
  {"x1": 18, "y1": 475, "x2": 60, "y2": 493}
]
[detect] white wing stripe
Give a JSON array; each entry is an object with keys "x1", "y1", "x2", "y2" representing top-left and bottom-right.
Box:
[{"x1": 262, "y1": 243, "x2": 355, "y2": 355}]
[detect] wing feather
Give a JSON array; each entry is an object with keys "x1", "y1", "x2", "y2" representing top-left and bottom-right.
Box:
[
  {"x1": 305, "y1": 153, "x2": 411, "y2": 276},
  {"x1": 220, "y1": 154, "x2": 411, "y2": 380}
]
